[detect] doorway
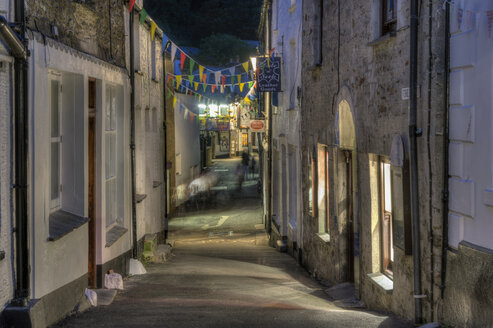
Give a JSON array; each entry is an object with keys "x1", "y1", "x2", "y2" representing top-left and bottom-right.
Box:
[
  {"x1": 88, "y1": 78, "x2": 97, "y2": 288},
  {"x1": 344, "y1": 150, "x2": 354, "y2": 282}
]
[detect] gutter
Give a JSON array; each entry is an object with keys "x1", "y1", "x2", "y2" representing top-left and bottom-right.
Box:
[{"x1": 409, "y1": 0, "x2": 423, "y2": 324}]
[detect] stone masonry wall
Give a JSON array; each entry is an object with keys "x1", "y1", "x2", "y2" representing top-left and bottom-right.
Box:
[
  {"x1": 26, "y1": 0, "x2": 126, "y2": 67},
  {"x1": 300, "y1": 0, "x2": 446, "y2": 322}
]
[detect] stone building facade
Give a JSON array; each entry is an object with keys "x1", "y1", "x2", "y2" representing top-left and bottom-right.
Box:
[{"x1": 298, "y1": 0, "x2": 446, "y2": 323}]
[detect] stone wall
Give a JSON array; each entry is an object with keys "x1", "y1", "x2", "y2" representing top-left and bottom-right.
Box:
[
  {"x1": 26, "y1": 0, "x2": 126, "y2": 67},
  {"x1": 300, "y1": 0, "x2": 446, "y2": 322}
]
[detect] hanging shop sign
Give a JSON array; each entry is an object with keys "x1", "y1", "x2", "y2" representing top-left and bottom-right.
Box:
[
  {"x1": 249, "y1": 120, "x2": 265, "y2": 133},
  {"x1": 257, "y1": 57, "x2": 281, "y2": 92}
]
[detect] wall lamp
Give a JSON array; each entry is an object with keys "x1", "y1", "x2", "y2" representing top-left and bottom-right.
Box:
[{"x1": 0, "y1": 15, "x2": 27, "y2": 60}]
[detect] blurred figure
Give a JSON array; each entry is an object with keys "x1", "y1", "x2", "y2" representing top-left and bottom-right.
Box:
[
  {"x1": 242, "y1": 150, "x2": 250, "y2": 180},
  {"x1": 235, "y1": 163, "x2": 245, "y2": 190},
  {"x1": 250, "y1": 155, "x2": 256, "y2": 179}
]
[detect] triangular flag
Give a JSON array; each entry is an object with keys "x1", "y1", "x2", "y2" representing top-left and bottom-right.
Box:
[
  {"x1": 237, "y1": 75, "x2": 242, "y2": 84},
  {"x1": 230, "y1": 84, "x2": 234, "y2": 92},
  {"x1": 222, "y1": 75, "x2": 226, "y2": 87},
  {"x1": 242, "y1": 61, "x2": 249, "y2": 73},
  {"x1": 199, "y1": 65, "x2": 204, "y2": 79},
  {"x1": 189, "y1": 59, "x2": 195, "y2": 75},
  {"x1": 214, "y1": 71, "x2": 221, "y2": 85},
  {"x1": 194, "y1": 82, "x2": 199, "y2": 91},
  {"x1": 220, "y1": 85, "x2": 225, "y2": 93},
  {"x1": 212, "y1": 85, "x2": 216, "y2": 93},
  {"x1": 176, "y1": 75, "x2": 182, "y2": 88},
  {"x1": 231, "y1": 75, "x2": 235, "y2": 86},
  {"x1": 180, "y1": 51, "x2": 186, "y2": 70},
  {"x1": 199, "y1": 95, "x2": 202, "y2": 101},
  {"x1": 248, "y1": 81, "x2": 253, "y2": 89},
  {"x1": 203, "y1": 83, "x2": 207, "y2": 92},
  {"x1": 140, "y1": 9, "x2": 147, "y2": 24},
  {"x1": 129, "y1": 0, "x2": 136, "y2": 12},
  {"x1": 488, "y1": 11, "x2": 493, "y2": 38},
  {"x1": 162, "y1": 34, "x2": 169, "y2": 53},
  {"x1": 229, "y1": 67, "x2": 235, "y2": 76},
  {"x1": 171, "y1": 44, "x2": 177, "y2": 62},
  {"x1": 151, "y1": 21, "x2": 157, "y2": 41},
  {"x1": 239, "y1": 83, "x2": 245, "y2": 92},
  {"x1": 167, "y1": 74, "x2": 173, "y2": 84},
  {"x1": 172, "y1": 97, "x2": 177, "y2": 108},
  {"x1": 167, "y1": 89, "x2": 173, "y2": 99},
  {"x1": 179, "y1": 104, "x2": 184, "y2": 112},
  {"x1": 203, "y1": 74, "x2": 207, "y2": 84},
  {"x1": 188, "y1": 75, "x2": 194, "y2": 83}
]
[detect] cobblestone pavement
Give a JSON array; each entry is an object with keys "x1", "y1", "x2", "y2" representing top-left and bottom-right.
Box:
[{"x1": 54, "y1": 158, "x2": 413, "y2": 328}]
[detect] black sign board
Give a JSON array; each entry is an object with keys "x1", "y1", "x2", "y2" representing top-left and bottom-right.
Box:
[{"x1": 257, "y1": 57, "x2": 281, "y2": 92}]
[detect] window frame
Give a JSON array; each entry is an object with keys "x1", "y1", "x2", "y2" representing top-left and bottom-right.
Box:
[
  {"x1": 50, "y1": 76, "x2": 62, "y2": 211},
  {"x1": 381, "y1": 0, "x2": 397, "y2": 35},
  {"x1": 104, "y1": 84, "x2": 119, "y2": 228},
  {"x1": 317, "y1": 144, "x2": 330, "y2": 234},
  {"x1": 380, "y1": 157, "x2": 394, "y2": 276}
]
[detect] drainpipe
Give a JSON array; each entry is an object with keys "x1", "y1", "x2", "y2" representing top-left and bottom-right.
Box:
[
  {"x1": 162, "y1": 41, "x2": 171, "y2": 241},
  {"x1": 409, "y1": 0, "x2": 423, "y2": 324},
  {"x1": 440, "y1": 1, "x2": 450, "y2": 300},
  {"x1": 266, "y1": 5, "x2": 273, "y2": 235},
  {"x1": 129, "y1": 8, "x2": 138, "y2": 259},
  {"x1": 11, "y1": 0, "x2": 29, "y2": 306}
]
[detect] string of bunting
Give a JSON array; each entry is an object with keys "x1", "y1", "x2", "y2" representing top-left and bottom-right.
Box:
[
  {"x1": 443, "y1": 1, "x2": 493, "y2": 38},
  {"x1": 167, "y1": 73, "x2": 254, "y2": 94}
]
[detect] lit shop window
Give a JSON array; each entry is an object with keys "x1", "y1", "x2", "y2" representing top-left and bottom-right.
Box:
[{"x1": 381, "y1": 159, "x2": 394, "y2": 275}]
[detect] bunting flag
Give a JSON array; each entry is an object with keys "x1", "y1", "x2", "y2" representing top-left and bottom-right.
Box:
[
  {"x1": 242, "y1": 61, "x2": 249, "y2": 73},
  {"x1": 214, "y1": 71, "x2": 221, "y2": 85},
  {"x1": 189, "y1": 59, "x2": 195, "y2": 75},
  {"x1": 167, "y1": 75, "x2": 173, "y2": 84},
  {"x1": 222, "y1": 75, "x2": 226, "y2": 87},
  {"x1": 129, "y1": 0, "x2": 136, "y2": 12},
  {"x1": 180, "y1": 51, "x2": 186, "y2": 70},
  {"x1": 229, "y1": 67, "x2": 235, "y2": 76},
  {"x1": 176, "y1": 75, "x2": 182, "y2": 88},
  {"x1": 220, "y1": 85, "x2": 225, "y2": 93},
  {"x1": 248, "y1": 81, "x2": 253, "y2": 89},
  {"x1": 211, "y1": 85, "x2": 216, "y2": 93},
  {"x1": 203, "y1": 83, "x2": 207, "y2": 92},
  {"x1": 194, "y1": 82, "x2": 199, "y2": 91},
  {"x1": 199, "y1": 65, "x2": 204, "y2": 79},
  {"x1": 202, "y1": 73, "x2": 207, "y2": 84},
  {"x1": 457, "y1": 8, "x2": 463, "y2": 29},
  {"x1": 230, "y1": 84, "x2": 234, "y2": 93},
  {"x1": 239, "y1": 83, "x2": 245, "y2": 92},
  {"x1": 151, "y1": 21, "x2": 157, "y2": 41},
  {"x1": 199, "y1": 95, "x2": 202, "y2": 101},
  {"x1": 171, "y1": 44, "x2": 177, "y2": 62},
  {"x1": 140, "y1": 9, "x2": 148, "y2": 24},
  {"x1": 173, "y1": 97, "x2": 177, "y2": 108},
  {"x1": 188, "y1": 75, "x2": 194, "y2": 83},
  {"x1": 167, "y1": 89, "x2": 173, "y2": 99},
  {"x1": 162, "y1": 34, "x2": 169, "y2": 53},
  {"x1": 488, "y1": 10, "x2": 493, "y2": 38},
  {"x1": 231, "y1": 75, "x2": 235, "y2": 86},
  {"x1": 179, "y1": 103, "x2": 184, "y2": 112},
  {"x1": 237, "y1": 75, "x2": 242, "y2": 84}
]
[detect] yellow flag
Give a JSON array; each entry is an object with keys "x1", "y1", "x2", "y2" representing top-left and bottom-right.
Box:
[
  {"x1": 199, "y1": 65, "x2": 204, "y2": 79},
  {"x1": 151, "y1": 21, "x2": 157, "y2": 41},
  {"x1": 239, "y1": 83, "x2": 245, "y2": 92},
  {"x1": 194, "y1": 82, "x2": 199, "y2": 91},
  {"x1": 173, "y1": 97, "x2": 177, "y2": 108},
  {"x1": 237, "y1": 75, "x2": 241, "y2": 84},
  {"x1": 176, "y1": 75, "x2": 182, "y2": 88},
  {"x1": 242, "y1": 62, "x2": 249, "y2": 73},
  {"x1": 199, "y1": 95, "x2": 202, "y2": 101}
]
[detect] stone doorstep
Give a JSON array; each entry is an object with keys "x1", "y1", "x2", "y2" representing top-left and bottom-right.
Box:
[{"x1": 324, "y1": 282, "x2": 366, "y2": 309}]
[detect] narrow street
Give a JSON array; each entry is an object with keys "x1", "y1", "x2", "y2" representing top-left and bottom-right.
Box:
[{"x1": 54, "y1": 158, "x2": 412, "y2": 328}]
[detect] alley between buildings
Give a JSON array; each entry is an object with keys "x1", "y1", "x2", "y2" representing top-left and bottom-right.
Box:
[{"x1": 53, "y1": 158, "x2": 412, "y2": 328}]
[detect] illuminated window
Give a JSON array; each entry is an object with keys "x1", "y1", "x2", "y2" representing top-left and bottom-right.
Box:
[
  {"x1": 317, "y1": 144, "x2": 329, "y2": 234},
  {"x1": 380, "y1": 159, "x2": 394, "y2": 274}
]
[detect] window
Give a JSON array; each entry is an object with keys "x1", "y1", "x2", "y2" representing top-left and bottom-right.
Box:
[
  {"x1": 381, "y1": 0, "x2": 397, "y2": 35},
  {"x1": 317, "y1": 144, "x2": 329, "y2": 234},
  {"x1": 105, "y1": 85, "x2": 123, "y2": 228},
  {"x1": 380, "y1": 159, "x2": 394, "y2": 274},
  {"x1": 308, "y1": 152, "x2": 314, "y2": 216},
  {"x1": 50, "y1": 79, "x2": 62, "y2": 210}
]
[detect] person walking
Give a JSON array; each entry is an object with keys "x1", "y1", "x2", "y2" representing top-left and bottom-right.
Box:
[
  {"x1": 242, "y1": 150, "x2": 250, "y2": 180},
  {"x1": 250, "y1": 155, "x2": 256, "y2": 179}
]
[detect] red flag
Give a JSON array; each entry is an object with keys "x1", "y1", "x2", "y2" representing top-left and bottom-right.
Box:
[
  {"x1": 222, "y1": 75, "x2": 226, "y2": 87},
  {"x1": 167, "y1": 75, "x2": 173, "y2": 84},
  {"x1": 212, "y1": 85, "x2": 216, "y2": 93},
  {"x1": 180, "y1": 51, "x2": 186, "y2": 70},
  {"x1": 129, "y1": 0, "x2": 136, "y2": 12},
  {"x1": 203, "y1": 74, "x2": 207, "y2": 83}
]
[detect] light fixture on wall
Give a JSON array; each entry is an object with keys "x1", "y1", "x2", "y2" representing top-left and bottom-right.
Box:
[{"x1": 0, "y1": 15, "x2": 27, "y2": 60}]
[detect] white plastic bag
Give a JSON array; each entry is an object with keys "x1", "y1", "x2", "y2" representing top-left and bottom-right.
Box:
[{"x1": 104, "y1": 273, "x2": 124, "y2": 290}]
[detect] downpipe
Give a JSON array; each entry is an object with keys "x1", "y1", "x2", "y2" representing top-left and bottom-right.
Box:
[
  {"x1": 162, "y1": 41, "x2": 171, "y2": 241},
  {"x1": 129, "y1": 8, "x2": 138, "y2": 259},
  {"x1": 410, "y1": 0, "x2": 423, "y2": 324}
]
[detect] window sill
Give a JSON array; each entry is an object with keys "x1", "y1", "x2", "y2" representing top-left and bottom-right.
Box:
[
  {"x1": 316, "y1": 233, "x2": 331, "y2": 243},
  {"x1": 105, "y1": 225, "x2": 128, "y2": 248},
  {"x1": 153, "y1": 181, "x2": 162, "y2": 188},
  {"x1": 367, "y1": 31, "x2": 396, "y2": 47},
  {"x1": 136, "y1": 194, "x2": 147, "y2": 203},
  {"x1": 367, "y1": 272, "x2": 393, "y2": 294},
  {"x1": 48, "y1": 210, "x2": 88, "y2": 241}
]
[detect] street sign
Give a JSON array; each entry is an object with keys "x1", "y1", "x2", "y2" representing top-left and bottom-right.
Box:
[
  {"x1": 257, "y1": 57, "x2": 281, "y2": 92},
  {"x1": 249, "y1": 120, "x2": 265, "y2": 132}
]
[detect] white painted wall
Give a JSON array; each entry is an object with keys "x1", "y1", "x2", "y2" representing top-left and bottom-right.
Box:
[
  {"x1": 270, "y1": 0, "x2": 303, "y2": 244},
  {"x1": 448, "y1": 0, "x2": 493, "y2": 250},
  {"x1": 174, "y1": 93, "x2": 201, "y2": 192},
  {"x1": 0, "y1": 51, "x2": 13, "y2": 312},
  {"x1": 29, "y1": 36, "x2": 129, "y2": 298}
]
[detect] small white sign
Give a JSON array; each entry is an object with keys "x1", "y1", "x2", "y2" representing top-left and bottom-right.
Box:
[{"x1": 401, "y1": 88, "x2": 410, "y2": 100}]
